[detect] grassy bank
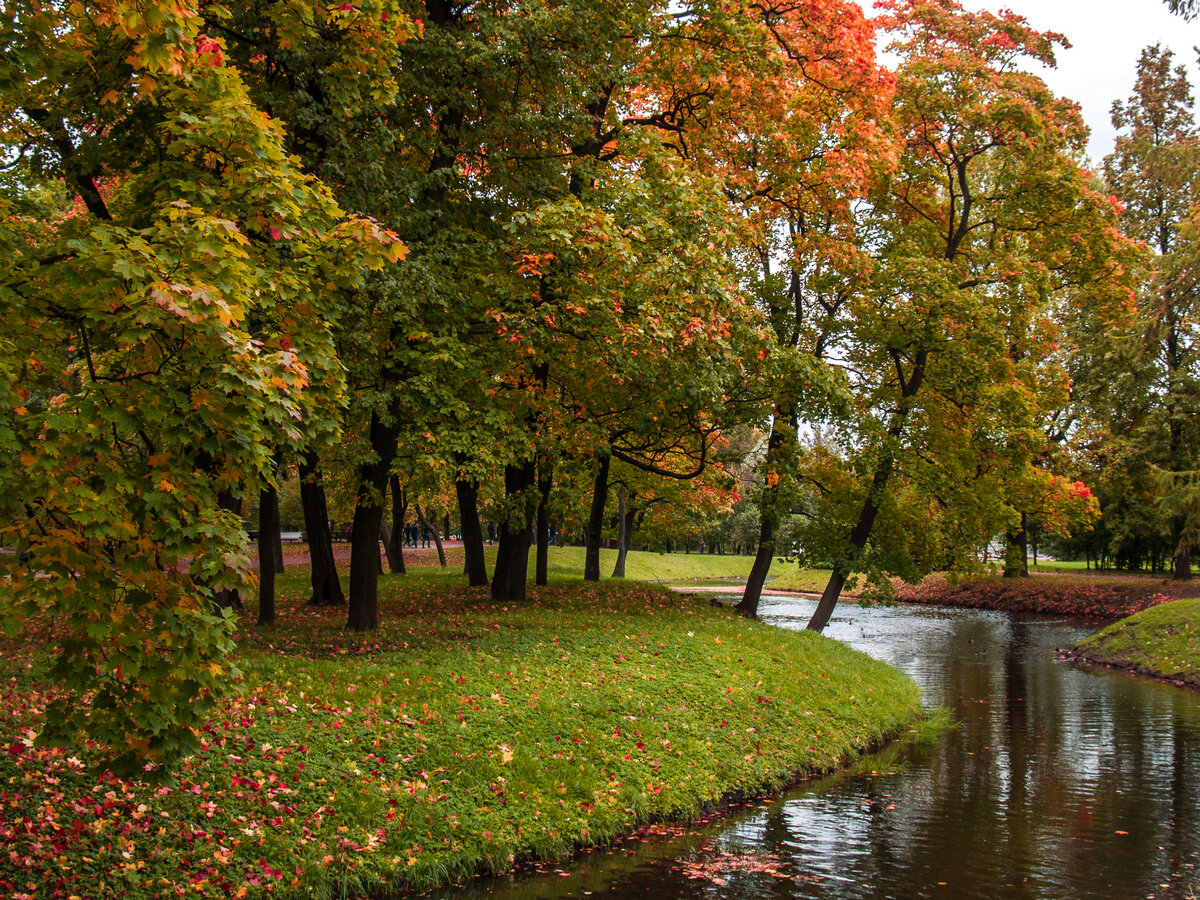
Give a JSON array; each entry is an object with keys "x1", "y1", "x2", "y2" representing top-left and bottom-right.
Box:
[
  {"x1": 0, "y1": 575, "x2": 921, "y2": 899},
  {"x1": 1069, "y1": 598, "x2": 1200, "y2": 687}
]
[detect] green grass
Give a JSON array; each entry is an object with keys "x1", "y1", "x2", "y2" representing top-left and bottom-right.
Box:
[
  {"x1": 1074, "y1": 597, "x2": 1200, "y2": 680},
  {"x1": 762, "y1": 566, "x2": 835, "y2": 593},
  {"x1": 396, "y1": 544, "x2": 833, "y2": 592},
  {"x1": 1026, "y1": 558, "x2": 1166, "y2": 575},
  {"x1": 1027, "y1": 559, "x2": 1091, "y2": 572},
  {"x1": 0, "y1": 574, "x2": 922, "y2": 899},
  {"x1": 536, "y1": 545, "x2": 832, "y2": 591},
  {"x1": 537, "y1": 545, "x2": 762, "y2": 583}
]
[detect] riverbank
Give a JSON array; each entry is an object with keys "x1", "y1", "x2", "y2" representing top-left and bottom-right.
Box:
[
  {"x1": 892, "y1": 572, "x2": 1189, "y2": 618},
  {"x1": 1063, "y1": 597, "x2": 1200, "y2": 688},
  {"x1": 0, "y1": 576, "x2": 922, "y2": 899}
]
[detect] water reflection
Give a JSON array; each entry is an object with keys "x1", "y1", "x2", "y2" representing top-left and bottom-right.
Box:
[{"x1": 435, "y1": 597, "x2": 1200, "y2": 899}]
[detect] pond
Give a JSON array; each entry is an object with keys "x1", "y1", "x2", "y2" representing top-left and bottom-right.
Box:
[{"x1": 434, "y1": 596, "x2": 1200, "y2": 899}]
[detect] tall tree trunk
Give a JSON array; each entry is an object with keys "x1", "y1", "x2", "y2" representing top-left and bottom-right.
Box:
[
  {"x1": 739, "y1": 517, "x2": 776, "y2": 618},
  {"x1": 211, "y1": 488, "x2": 242, "y2": 613},
  {"x1": 455, "y1": 471, "x2": 488, "y2": 587},
  {"x1": 1173, "y1": 515, "x2": 1193, "y2": 581},
  {"x1": 583, "y1": 451, "x2": 611, "y2": 582},
  {"x1": 1004, "y1": 512, "x2": 1029, "y2": 578},
  {"x1": 738, "y1": 402, "x2": 796, "y2": 618},
  {"x1": 256, "y1": 483, "x2": 280, "y2": 626},
  {"x1": 347, "y1": 409, "x2": 402, "y2": 632},
  {"x1": 298, "y1": 452, "x2": 344, "y2": 606},
  {"x1": 808, "y1": 451, "x2": 896, "y2": 633},
  {"x1": 384, "y1": 475, "x2": 407, "y2": 574},
  {"x1": 612, "y1": 486, "x2": 635, "y2": 579},
  {"x1": 807, "y1": 352, "x2": 926, "y2": 633},
  {"x1": 491, "y1": 460, "x2": 537, "y2": 602},
  {"x1": 536, "y1": 459, "x2": 553, "y2": 586},
  {"x1": 415, "y1": 502, "x2": 447, "y2": 568}
]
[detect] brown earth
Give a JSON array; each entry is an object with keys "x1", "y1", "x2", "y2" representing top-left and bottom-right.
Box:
[{"x1": 892, "y1": 572, "x2": 1200, "y2": 619}]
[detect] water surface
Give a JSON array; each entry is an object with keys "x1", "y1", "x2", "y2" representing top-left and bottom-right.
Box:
[{"x1": 435, "y1": 597, "x2": 1200, "y2": 899}]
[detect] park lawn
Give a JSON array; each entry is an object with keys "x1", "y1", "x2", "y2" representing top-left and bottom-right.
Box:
[
  {"x1": 1027, "y1": 559, "x2": 1092, "y2": 573},
  {"x1": 0, "y1": 575, "x2": 922, "y2": 900},
  {"x1": 534, "y1": 545, "x2": 762, "y2": 583},
  {"x1": 762, "y1": 567, "x2": 836, "y2": 593},
  {"x1": 1072, "y1": 598, "x2": 1200, "y2": 685},
  {"x1": 405, "y1": 543, "x2": 833, "y2": 592}
]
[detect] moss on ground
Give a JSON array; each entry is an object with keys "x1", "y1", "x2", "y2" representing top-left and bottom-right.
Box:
[{"x1": 0, "y1": 577, "x2": 921, "y2": 899}]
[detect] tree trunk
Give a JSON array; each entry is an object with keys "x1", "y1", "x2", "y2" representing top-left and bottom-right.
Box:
[
  {"x1": 583, "y1": 451, "x2": 611, "y2": 582},
  {"x1": 256, "y1": 483, "x2": 279, "y2": 626},
  {"x1": 1003, "y1": 512, "x2": 1029, "y2": 578},
  {"x1": 211, "y1": 488, "x2": 242, "y2": 613},
  {"x1": 536, "y1": 460, "x2": 553, "y2": 586},
  {"x1": 491, "y1": 460, "x2": 537, "y2": 602},
  {"x1": 415, "y1": 502, "x2": 447, "y2": 568},
  {"x1": 1173, "y1": 515, "x2": 1193, "y2": 581},
  {"x1": 611, "y1": 486, "x2": 629, "y2": 578},
  {"x1": 807, "y1": 352, "x2": 926, "y2": 633},
  {"x1": 347, "y1": 409, "x2": 401, "y2": 631},
  {"x1": 455, "y1": 469, "x2": 488, "y2": 586},
  {"x1": 298, "y1": 451, "x2": 344, "y2": 606},
  {"x1": 808, "y1": 455, "x2": 894, "y2": 632},
  {"x1": 384, "y1": 475, "x2": 407, "y2": 575},
  {"x1": 738, "y1": 516, "x2": 775, "y2": 618},
  {"x1": 738, "y1": 403, "x2": 796, "y2": 618}
]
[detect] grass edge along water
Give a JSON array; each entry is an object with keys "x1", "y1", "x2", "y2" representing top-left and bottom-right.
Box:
[{"x1": 0, "y1": 577, "x2": 922, "y2": 899}]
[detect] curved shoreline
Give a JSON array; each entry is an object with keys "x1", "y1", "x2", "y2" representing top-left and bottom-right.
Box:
[
  {"x1": 1057, "y1": 645, "x2": 1200, "y2": 691},
  {"x1": 0, "y1": 579, "x2": 924, "y2": 899},
  {"x1": 1059, "y1": 597, "x2": 1200, "y2": 691}
]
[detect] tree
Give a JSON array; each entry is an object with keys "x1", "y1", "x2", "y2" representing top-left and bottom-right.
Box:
[
  {"x1": 299, "y1": 451, "x2": 346, "y2": 605},
  {"x1": 207, "y1": 0, "x2": 432, "y2": 630},
  {"x1": 1102, "y1": 44, "x2": 1200, "y2": 579},
  {"x1": 797, "y1": 0, "x2": 1127, "y2": 630},
  {"x1": 0, "y1": 1, "x2": 402, "y2": 771},
  {"x1": 641, "y1": 0, "x2": 892, "y2": 617}
]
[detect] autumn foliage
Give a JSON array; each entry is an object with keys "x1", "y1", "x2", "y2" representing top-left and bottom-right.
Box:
[{"x1": 0, "y1": 0, "x2": 1140, "y2": 775}]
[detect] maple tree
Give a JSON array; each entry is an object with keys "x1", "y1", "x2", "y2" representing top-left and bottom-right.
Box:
[
  {"x1": 787, "y1": 0, "x2": 1129, "y2": 630},
  {"x1": 655, "y1": 0, "x2": 893, "y2": 617},
  {"x1": 363, "y1": 0, "x2": 781, "y2": 604},
  {"x1": 0, "y1": 1, "x2": 402, "y2": 770}
]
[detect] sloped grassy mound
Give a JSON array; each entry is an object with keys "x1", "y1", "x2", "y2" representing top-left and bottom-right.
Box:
[
  {"x1": 1071, "y1": 597, "x2": 1200, "y2": 686},
  {"x1": 0, "y1": 578, "x2": 921, "y2": 899}
]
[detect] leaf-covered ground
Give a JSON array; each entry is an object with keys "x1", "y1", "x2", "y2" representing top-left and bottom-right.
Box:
[
  {"x1": 0, "y1": 575, "x2": 921, "y2": 899},
  {"x1": 893, "y1": 572, "x2": 1193, "y2": 618},
  {"x1": 1066, "y1": 597, "x2": 1200, "y2": 687}
]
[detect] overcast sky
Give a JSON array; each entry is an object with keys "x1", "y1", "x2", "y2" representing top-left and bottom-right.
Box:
[{"x1": 956, "y1": 0, "x2": 1200, "y2": 165}]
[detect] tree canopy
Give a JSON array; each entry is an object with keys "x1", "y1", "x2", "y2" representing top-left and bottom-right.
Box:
[{"x1": 0, "y1": 0, "x2": 1165, "y2": 768}]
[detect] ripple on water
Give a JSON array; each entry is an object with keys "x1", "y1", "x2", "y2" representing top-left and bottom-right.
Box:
[{"x1": 436, "y1": 601, "x2": 1200, "y2": 900}]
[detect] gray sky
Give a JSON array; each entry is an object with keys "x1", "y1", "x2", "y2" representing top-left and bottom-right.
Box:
[{"x1": 958, "y1": 0, "x2": 1200, "y2": 165}]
